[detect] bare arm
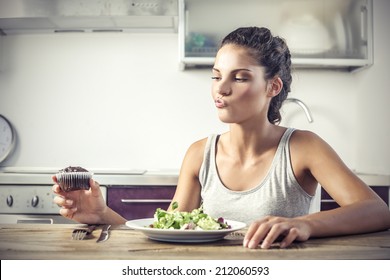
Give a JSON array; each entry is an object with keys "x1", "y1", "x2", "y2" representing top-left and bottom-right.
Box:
[
  {"x1": 244, "y1": 130, "x2": 390, "y2": 249},
  {"x1": 167, "y1": 138, "x2": 206, "y2": 212},
  {"x1": 293, "y1": 130, "x2": 390, "y2": 236}
]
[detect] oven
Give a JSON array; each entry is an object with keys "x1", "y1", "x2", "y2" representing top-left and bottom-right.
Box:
[
  {"x1": 0, "y1": 184, "x2": 107, "y2": 224},
  {"x1": 0, "y1": 168, "x2": 178, "y2": 224}
]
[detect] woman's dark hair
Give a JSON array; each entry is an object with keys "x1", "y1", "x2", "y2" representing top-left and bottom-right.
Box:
[{"x1": 220, "y1": 27, "x2": 292, "y2": 124}]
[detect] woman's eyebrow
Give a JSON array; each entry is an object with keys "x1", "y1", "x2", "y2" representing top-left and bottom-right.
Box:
[{"x1": 212, "y1": 68, "x2": 252, "y2": 73}]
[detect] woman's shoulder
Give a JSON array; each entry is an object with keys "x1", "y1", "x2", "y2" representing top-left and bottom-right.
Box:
[
  {"x1": 289, "y1": 129, "x2": 336, "y2": 159},
  {"x1": 188, "y1": 134, "x2": 222, "y2": 151},
  {"x1": 186, "y1": 134, "x2": 218, "y2": 155},
  {"x1": 289, "y1": 128, "x2": 325, "y2": 143},
  {"x1": 291, "y1": 128, "x2": 318, "y2": 138},
  {"x1": 183, "y1": 134, "x2": 222, "y2": 167},
  {"x1": 180, "y1": 136, "x2": 213, "y2": 178},
  {"x1": 188, "y1": 137, "x2": 208, "y2": 153}
]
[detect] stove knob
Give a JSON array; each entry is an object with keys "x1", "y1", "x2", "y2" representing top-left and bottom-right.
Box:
[
  {"x1": 31, "y1": 195, "x2": 39, "y2": 207},
  {"x1": 6, "y1": 195, "x2": 13, "y2": 207}
]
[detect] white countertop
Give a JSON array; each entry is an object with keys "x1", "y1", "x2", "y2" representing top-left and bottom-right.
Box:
[
  {"x1": 0, "y1": 167, "x2": 389, "y2": 187},
  {"x1": 0, "y1": 168, "x2": 179, "y2": 186},
  {"x1": 354, "y1": 172, "x2": 390, "y2": 186}
]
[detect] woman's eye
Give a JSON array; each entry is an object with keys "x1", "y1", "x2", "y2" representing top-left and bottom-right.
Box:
[{"x1": 211, "y1": 76, "x2": 248, "y2": 82}]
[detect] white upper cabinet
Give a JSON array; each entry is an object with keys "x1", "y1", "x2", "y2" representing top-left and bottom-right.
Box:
[
  {"x1": 0, "y1": 34, "x2": 4, "y2": 72},
  {"x1": 178, "y1": 0, "x2": 373, "y2": 71},
  {"x1": 0, "y1": 0, "x2": 179, "y2": 33}
]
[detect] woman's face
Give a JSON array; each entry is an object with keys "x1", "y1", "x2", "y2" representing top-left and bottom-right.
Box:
[{"x1": 211, "y1": 44, "x2": 271, "y2": 125}]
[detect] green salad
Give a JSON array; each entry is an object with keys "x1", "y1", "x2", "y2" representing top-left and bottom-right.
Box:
[{"x1": 149, "y1": 202, "x2": 231, "y2": 230}]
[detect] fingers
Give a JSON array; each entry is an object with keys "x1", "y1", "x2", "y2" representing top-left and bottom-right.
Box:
[
  {"x1": 52, "y1": 183, "x2": 62, "y2": 194},
  {"x1": 59, "y1": 207, "x2": 77, "y2": 219},
  {"x1": 90, "y1": 179, "x2": 99, "y2": 191},
  {"x1": 90, "y1": 179, "x2": 102, "y2": 197},
  {"x1": 53, "y1": 194, "x2": 77, "y2": 219},
  {"x1": 243, "y1": 217, "x2": 298, "y2": 249},
  {"x1": 243, "y1": 219, "x2": 270, "y2": 249},
  {"x1": 53, "y1": 195, "x2": 74, "y2": 208},
  {"x1": 51, "y1": 176, "x2": 102, "y2": 222},
  {"x1": 52, "y1": 174, "x2": 82, "y2": 219},
  {"x1": 52, "y1": 175, "x2": 62, "y2": 194},
  {"x1": 279, "y1": 227, "x2": 299, "y2": 248},
  {"x1": 51, "y1": 174, "x2": 65, "y2": 196},
  {"x1": 261, "y1": 223, "x2": 291, "y2": 249}
]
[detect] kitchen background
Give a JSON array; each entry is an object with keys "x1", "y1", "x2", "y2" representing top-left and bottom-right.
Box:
[{"x1": 0, "y1": 0, "x2": 389, "y2": 176}]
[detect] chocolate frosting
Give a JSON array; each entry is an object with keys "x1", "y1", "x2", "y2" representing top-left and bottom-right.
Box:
[{"x1": 59, "y1": 166, "x2": 89, "y2": 173}]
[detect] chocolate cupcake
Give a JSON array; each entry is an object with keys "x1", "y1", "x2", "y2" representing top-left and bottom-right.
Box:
[{"x1": 56, "y1": 166, "x2": 93, "y2": 192}]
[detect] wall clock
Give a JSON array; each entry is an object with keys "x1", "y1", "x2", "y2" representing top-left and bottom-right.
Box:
[{"x1": 0, "y1": 114, "x2": 16, "y2": 164}]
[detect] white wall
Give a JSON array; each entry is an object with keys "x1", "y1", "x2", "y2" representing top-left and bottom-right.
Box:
[
  {"x1": 354, "y1": 0, "x2": 390, "y2": 175},
  {"x1": 0, "y1": 0, "x2": 389, "y2": 174},
  {"x1": 0, "y1": 33, "x2": 227, "y2": 170}
]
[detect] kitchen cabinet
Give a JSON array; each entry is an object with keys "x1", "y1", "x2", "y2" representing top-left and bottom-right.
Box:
[
  {"x1": 0, "y1": 33, "x2": 4, "y2": 72},
  {"x1": 321, "y1": 186, "x2": 390, "y2": 211},
  {"x1": 0, "y1": 0, "x2": 179, "y2": 33},
  {"x1": 178, "y1": 0, "x2": 373, "y2": 71},
  {"x1": 107, "y1": 185, "x2": 176, "y2": 220}
]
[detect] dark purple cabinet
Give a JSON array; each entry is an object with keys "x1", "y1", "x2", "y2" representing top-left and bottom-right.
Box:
[
  {"x1": 321, "y1": 186, "x2": 389, "y2": 211},
  {"x1": 107, "y1": 186, "x2": 176, "y2": 220}
]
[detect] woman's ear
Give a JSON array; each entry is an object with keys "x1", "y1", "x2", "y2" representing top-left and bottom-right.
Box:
[{"x1": 267, "y1": 77, "x2": 283, "y2": 97}]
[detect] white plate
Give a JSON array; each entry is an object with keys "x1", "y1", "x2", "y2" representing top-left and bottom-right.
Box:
[{"x1": 125, "y1": 218, "x2": 246, "y2": 243}]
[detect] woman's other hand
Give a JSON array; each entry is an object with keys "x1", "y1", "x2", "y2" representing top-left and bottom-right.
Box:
[{"x1": 243, "y1": 216, "x2": 312, "y2": 249}]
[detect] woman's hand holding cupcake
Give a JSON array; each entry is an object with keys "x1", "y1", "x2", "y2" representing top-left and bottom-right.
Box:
[
  {"x1": 52, "y1": 166, "x2": 127, "y2": 225},
  {"x1": 52, "y1": 175, "x2": 108, "y2": 224}
]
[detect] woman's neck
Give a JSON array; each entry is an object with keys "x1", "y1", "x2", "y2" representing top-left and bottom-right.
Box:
[{"x1": 222, "y1": 121, "x2": 282, "y2": 161}]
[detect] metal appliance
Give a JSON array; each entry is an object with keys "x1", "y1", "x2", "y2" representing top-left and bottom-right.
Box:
[
  {"x1": 0, "y1": 185, "x2": 108, "y2": 224},
  {"x1": 0, "y1": 168, "x2": 178, "y2": 224}
]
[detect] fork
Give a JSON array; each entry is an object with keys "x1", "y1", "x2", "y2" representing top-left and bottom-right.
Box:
[{"x1": 72, "y1": 224, "x2": 97, "y2": 240}]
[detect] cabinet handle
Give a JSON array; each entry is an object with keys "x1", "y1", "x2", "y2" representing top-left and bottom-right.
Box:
[
  {"x1": 321, "y1": 199, "x2": 336, "y2": 203},
  {"x1": 17, "y1": 218, "x2": 53, "y2": 224},
  {"x1": 121, "y1": 199, "x2": 172, "y2": 204},
  {"x1": 360, "y1": 5, "x2": 368, "y2": 42}
]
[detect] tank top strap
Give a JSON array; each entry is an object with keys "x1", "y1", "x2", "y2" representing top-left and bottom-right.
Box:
[
  {"x1": 280, "y1": 127, "x2": 296, "y2": 147},
  {"x1": 199, "y1": 134, "x2": 219, "y2": 186}
]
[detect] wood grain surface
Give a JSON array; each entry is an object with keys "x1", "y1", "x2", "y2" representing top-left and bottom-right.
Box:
[{"x1": 0, "y1": 224, "x2": 389, "y2": 260}]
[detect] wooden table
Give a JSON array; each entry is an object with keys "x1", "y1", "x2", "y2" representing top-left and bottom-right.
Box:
[{"x1": 0, "y1": 224, "x2": 390, "y2": 260}]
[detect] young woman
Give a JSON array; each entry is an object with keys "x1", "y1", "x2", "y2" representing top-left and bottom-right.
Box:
[{"x1": 52, "y1": 27, "x2": 390, "y2": 249}]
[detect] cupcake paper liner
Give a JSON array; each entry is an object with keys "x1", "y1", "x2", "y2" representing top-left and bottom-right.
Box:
[{"x1": 56, "y1": 171, "x2": 93, "y2": 192}]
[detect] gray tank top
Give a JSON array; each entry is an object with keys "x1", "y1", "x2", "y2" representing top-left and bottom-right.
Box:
[{"x1": 199, "y1": 128, "x2": 313, "y2": 225}]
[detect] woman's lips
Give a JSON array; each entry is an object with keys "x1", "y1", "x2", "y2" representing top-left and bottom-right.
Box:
[{"x1": 215, "y1": 99, "x2": 226, "y2": 108}]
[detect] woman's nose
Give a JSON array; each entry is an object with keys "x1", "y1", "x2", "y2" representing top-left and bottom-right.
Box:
[{"x1": 216, "y1": 81, "x2": 232, "y2": 97}]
